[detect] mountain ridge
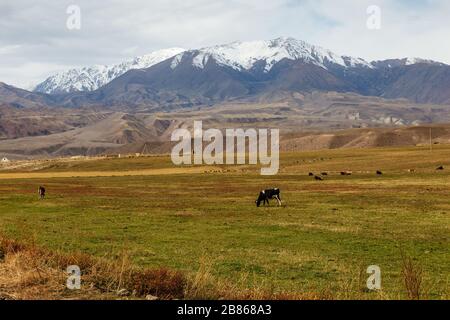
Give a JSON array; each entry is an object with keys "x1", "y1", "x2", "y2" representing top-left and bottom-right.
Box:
[
  {"x1": 1, "y1": 37, "x2": 450, "y2": 113},
  {"x1": 170, "y1": 37, "x2": 374, "y2": 72},
  {"x1": 34, "y1": 48, "x2": 185, "y2": 94},
  {"x1": 33, "y1": 37, "x2": 447, "y2": 100}
]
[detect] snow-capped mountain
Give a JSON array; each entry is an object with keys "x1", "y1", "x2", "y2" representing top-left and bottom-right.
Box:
[
  {"x1": 34, "y1": 48, "x2": 185, "y2": 94},
  {"x1": 170, "y1": 37, "x2": 373, "y2": 72},
  {"x1": 370, "y1": 57, "x2": 445, "y2": 69},
  {"x1": 30, "y1": 37, "x2": 450, "y2": 106}
]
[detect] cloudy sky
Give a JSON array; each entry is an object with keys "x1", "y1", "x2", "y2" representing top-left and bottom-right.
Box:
[{"x1": 1, "y1": 0, "x2": 449, "y2": 89}]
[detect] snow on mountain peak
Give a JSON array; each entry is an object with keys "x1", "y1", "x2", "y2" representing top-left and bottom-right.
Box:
[
  {"x1": 170, "y1": 37, "x2": 373, "y2": 72},
  {"x1": 35, "y1": 38, "x2": 445, "y2": 95},
  {"x1": 35, "y1": 48, "x2": 185, "y2": 94},
  {"x1": 369, "y1": 57, "x2": 446, "y2": 69},
  {"x1": 404, "y1": 57, "x2": 442, "y2": 66}
]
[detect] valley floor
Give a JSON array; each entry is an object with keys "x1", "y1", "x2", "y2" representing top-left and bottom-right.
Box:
[{"x1": 0, "y1": 146, "x2": 449, "y2": 300}]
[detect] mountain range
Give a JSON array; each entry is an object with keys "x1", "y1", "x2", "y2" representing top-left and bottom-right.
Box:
[
  {"x1": 23, "y1": 37, "x2": 449, "y2": 109},
  {"x1": 34, "y1": 48, "x2": 185, "y2": 94},
  {"x1": 0, "y1": 37, "x2": 449, "y2": 110},
  {"x1": 1, "y1": 37, "x2": 450, "y2": 158}
]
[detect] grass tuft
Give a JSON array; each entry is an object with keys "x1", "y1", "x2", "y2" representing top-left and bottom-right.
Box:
[{"x1": 401, "y1": 253, "x2": 423, "y2": 300}]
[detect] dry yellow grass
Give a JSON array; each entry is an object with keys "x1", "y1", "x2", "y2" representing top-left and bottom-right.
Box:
[
  {"x1": 0, "y1": 237, "x2": 328, "y2": 300},
  {"x1": 0, "y1": 237, "x2": 186, "y2": 300},
  {"x1": 0, "y1": 166, "x2": 222, "y2": 180}
]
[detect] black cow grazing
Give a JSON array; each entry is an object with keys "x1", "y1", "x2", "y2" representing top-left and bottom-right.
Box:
[
  {"x1": 321, "y1": 172, "x2": 328, "y2": 176},
  {"x1": 308, "y1": 172, "x2": 314, "y2": 176},
  {"x1": 341, "y1": 171, "x2": 352, "y2": 176},
  {"x1": 256, "y1": 188, "x2": 282, "y2": 207},
  {"x1": 376, "y1": 171, "x2": 383, "y2": 175},
  {"x1": 436, "y1": 166, "x2": 444, "y2": 171},
  {"x1": 38, "y1": 186, "x2": 46, "y2": 200},
  {"x1": 314, "y1": 175, "x2": 324, "y2": 181}
]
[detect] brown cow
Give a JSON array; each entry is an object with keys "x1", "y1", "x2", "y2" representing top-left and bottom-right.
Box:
[{"x1": 38, "y1": 186, "x2": 46, "y2": 200}]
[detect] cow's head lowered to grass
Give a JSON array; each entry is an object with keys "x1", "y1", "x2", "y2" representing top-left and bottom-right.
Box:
[{"x1": 256, "y1": 190, "x2": 266, "y2": 207}]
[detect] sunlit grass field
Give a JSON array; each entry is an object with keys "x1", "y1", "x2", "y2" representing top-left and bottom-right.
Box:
[{"x1": 0, "y1": 146, "x2": 449, "y2": 299}]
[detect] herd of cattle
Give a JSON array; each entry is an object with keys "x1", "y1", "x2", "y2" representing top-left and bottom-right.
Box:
[
  {"x1": 36, "y1": 166, "x2": 446, "y2": 207},
  {"x1": 255, "y1": 170, "x2": 382, "y2": 207},
  {"x1": 308, "y1": 170, "x2": 383, "y2": 181},
  {"x1": 254, "y1": 165, "x2": 446, "y2": 207}
]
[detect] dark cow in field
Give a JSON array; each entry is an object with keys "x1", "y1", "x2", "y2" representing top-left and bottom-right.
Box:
[
  {"x1": 256, "y1": 188, "x2": 282, "y2": 207},
  {"x1": 38, "y1": 186, "x2": 46, "y2": 200},
  {"x1": 376, "y1": 170, "x2": 383, "y2": 175},
  {"x1": 314, "y1": 175, "x2": 324, "y2": 181}
]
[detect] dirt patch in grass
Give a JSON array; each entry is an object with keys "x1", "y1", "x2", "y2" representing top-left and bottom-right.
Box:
[{"x1": 0, "y1": 167, "x2": 220, "y2": 180}]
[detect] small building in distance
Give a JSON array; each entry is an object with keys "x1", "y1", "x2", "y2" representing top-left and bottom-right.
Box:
[{"x1": 1, "y1": 157, "x2": 10, "y2": 163}]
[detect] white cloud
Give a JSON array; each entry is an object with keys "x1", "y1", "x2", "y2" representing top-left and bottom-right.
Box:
[
  {"x1": 0, "y1": 44, "x2": 21, "y2": 55},
  {"x1": 0, "y1": 0, "x2": 449, "y2": 88}
]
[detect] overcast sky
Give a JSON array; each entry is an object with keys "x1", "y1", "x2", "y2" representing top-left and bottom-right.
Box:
[{"x1": 1, "y1": 0, "x2": 449, "y2": 89}]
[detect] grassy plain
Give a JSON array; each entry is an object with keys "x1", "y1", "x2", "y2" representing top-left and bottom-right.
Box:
[{"x1": 0, "y1": 146, "x2": 449, "y2": 299}]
